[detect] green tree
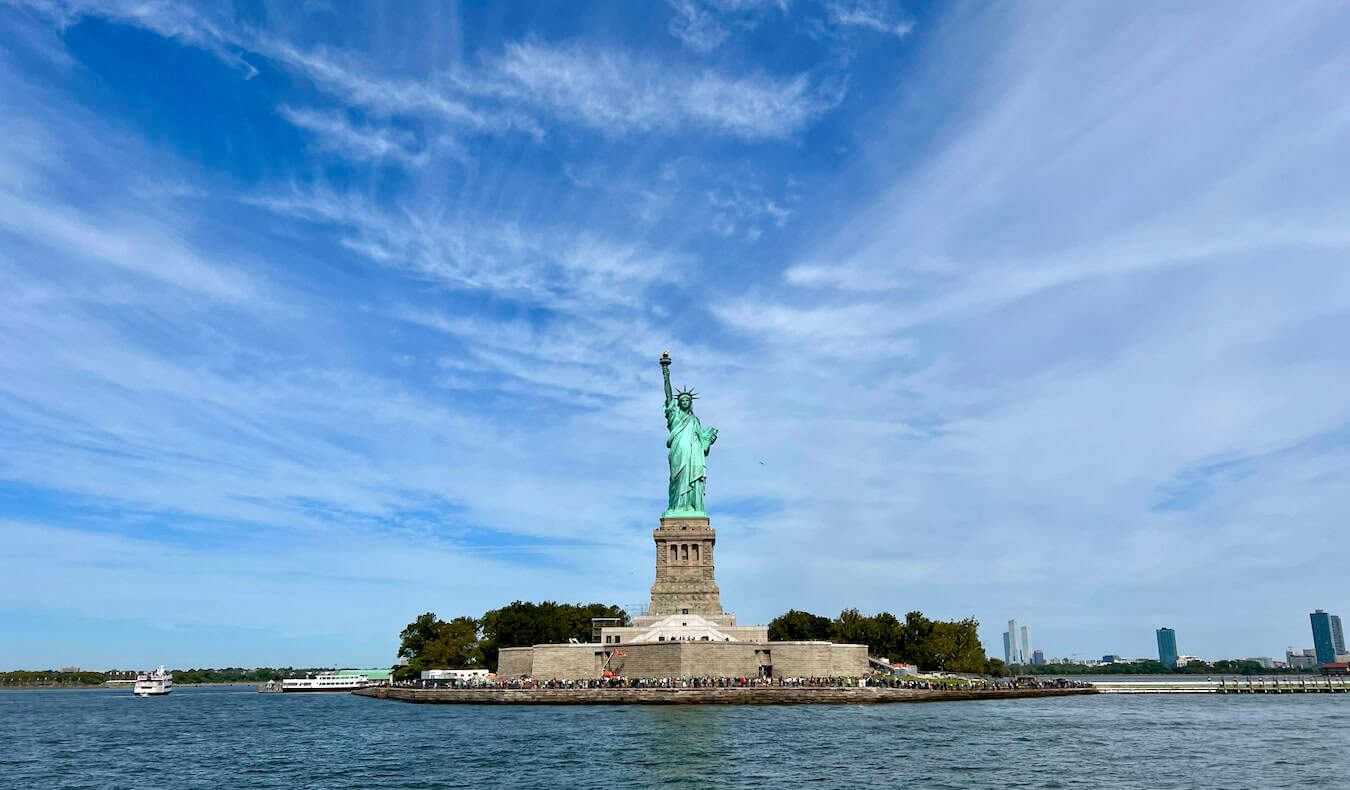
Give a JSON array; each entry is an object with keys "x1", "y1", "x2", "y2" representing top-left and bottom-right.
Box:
[
  {"x1": 925, "y1": 618, "x2": 985, "y2": 672},
  {"x1": 830, "y1": 608, "x2": 875, "y2": 646},
  {"x1": 768, "y1": 609, "x2": 833, "y2": 641},
  {"x1": 767, "y1": 608, "x2": 988, "y2": 673},
  {"x1": 419, "y1": 616, "x2": 483, "y2": 669},
  {"x1": 478, "y1": 601, "x2": 628, "y2": 671},
  {"x1": 867, "y1": 611, "x2": 903, "y2": 662},
  {"x1": 398, "y1": 612, "x2": 445, "y2": 662},
  {"x1": 395, "y1": 612, "x2": 484, "y2": 679},
  {"x1": 984, "y1": 657, "x2": 1009, "y2": 677},
  {"x1": 896, "y1": 611, "x2": 936, "y2": 669}
]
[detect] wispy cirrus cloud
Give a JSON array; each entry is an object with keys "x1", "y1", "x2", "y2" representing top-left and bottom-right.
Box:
[
  {"x1": 242, "y1": 187, "x2": 684, "y2": 311},
  {"x1": 257, "y1": 38, "x2": 531, "y2": 135},
  {"x1": 664, "y1": 0, "x2": 790, "y2": 52},
  {"x1": 273, "y1": 36, "x2": 842, "y2": 143},
  {"x1": 277, "y1": 106, "x2": 430, "y2": 164},
  {"x1": 0, "y1": 110, "x2": 256, "y2": 302},
  {"x1": 667, "y1": 0, "x2": 732, "y2": 53},
  {"x1": 824, "y1": 0, "x2": 914, "y2": 39},
  {"x1": 479, "y1": 40, "x2": 844, "y2": 140},
  {"x1": 17, "y1": 0, "x2": 843, "y2": 143}
]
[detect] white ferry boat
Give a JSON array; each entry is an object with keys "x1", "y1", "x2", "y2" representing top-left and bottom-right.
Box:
[
  {"x1": 133, "y1": 665, "x2": 173, "y2": 696},
  {"x1": 280, "y1": 671, "x2": 373, "y2": 692}
]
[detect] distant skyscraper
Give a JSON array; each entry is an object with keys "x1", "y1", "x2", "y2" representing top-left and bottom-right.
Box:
[
  {"x1": 1032, "y1": 649, "x2": 1045, "y2": 665},
  {"x1": 1157, "y1": 627, "x2": 1178, "y2": 668},
  {"x1": 1020, "y1": 626, "x2": 1031, "y2": 666},
  {"x1": 1310, "y1": 610, "x2": 1345, "y2": 665},
  {"x1": 1004, "y1": 619, "x2": 1024, "y2": 664}
]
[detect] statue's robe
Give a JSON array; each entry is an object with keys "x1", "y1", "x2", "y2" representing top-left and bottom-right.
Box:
[{"x1": 665, "y1": 399, "x2": 712, "y2": 513}]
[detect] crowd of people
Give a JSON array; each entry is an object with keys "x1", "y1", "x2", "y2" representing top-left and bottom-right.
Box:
[
  {"x1": 863, "y1": 676, "x2": 1090, "y2": 690},
  {"x1": 391, "y1": 674, "x2": 1093, "y2": 691},
  {"x1": 396, "y1": 675, "x2": 867, "y2": 690},
  {"x1": 952, "y1": 677, "x2": 1092, "y2": 690}
]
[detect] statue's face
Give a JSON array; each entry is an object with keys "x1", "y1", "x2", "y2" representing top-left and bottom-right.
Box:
[{"x1": 678, "y1": 394, "x2": 692, "y2": 410}]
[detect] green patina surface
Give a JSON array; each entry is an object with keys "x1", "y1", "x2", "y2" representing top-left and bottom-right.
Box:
[{"x1": 660, "y1": 353, "x2": 717, "y2": 515}]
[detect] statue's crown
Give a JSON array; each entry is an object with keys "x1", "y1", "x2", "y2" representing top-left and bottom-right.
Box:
[{"x1": 675, "y1": 386, "x2": 699, "y2": 400}]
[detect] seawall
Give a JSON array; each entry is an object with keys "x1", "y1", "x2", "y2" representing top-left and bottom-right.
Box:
[{"x1": 353, "y1": 686, "x2": 1096, "y2": 705}]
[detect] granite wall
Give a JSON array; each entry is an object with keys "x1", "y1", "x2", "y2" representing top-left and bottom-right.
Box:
[
  {"x1": 504, "y1": 640, "x2": 868, "y2": 680},
  {"x1": 769, "y1": 642, "x2": 868, "y2": 678},
  {"x1": 496, "y1": 647, "x2": 534, "y2": 678},
  {"x1": 528, "y1": 645, "x2": 605, "y2": 680}
]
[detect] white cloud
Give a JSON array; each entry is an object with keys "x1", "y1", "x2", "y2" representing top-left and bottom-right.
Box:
[
  {"x1": 667, "y1": 0, "x2": 731, "y2": 53},
  {"x1": 257, "y1": 38, "x2": 532, "y2": 135},
  {"x1": 17, "y1": 1, "x2": 842, "y2": 142},
  {"x1": 706, "y1": 188, "x2": 792, "y2": 238},
  {"x1": 825, "y1": 1, "x2": 914, "y2": 39},
  {"x1": 243, "y1": 187, "x2": 683, "y2": 311},
  {"x1": 665, "y1": 0, "x2": 792, "y2": 52},
  {"x1": 0, "y1": 116, "x2": 256, "y2": 302},
  {"x1": 277, "y1": 105, "x2": 429, "y2": 164},
  {"x1": 483, "y1": 41, "x2": 845, "y2": 139}
]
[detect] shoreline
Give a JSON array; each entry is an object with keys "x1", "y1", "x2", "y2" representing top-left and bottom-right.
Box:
[
  {"x1": 354, "y1": 686, "x2": 1097, "y2": 705},
  {"x1": 2, "y1": 682, "x2": 262, "y2": 691}
]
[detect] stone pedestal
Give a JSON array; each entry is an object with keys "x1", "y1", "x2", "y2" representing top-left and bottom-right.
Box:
[{"x1": 648, "y1": 515, "x2": 723, "y2": 617}]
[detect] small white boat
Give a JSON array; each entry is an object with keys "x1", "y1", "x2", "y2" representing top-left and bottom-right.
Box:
[{"x1": 133, "y1": 665, "x2": 173, "y2": 696}]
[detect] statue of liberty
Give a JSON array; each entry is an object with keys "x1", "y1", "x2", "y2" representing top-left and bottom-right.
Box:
[{"x1": 660, "y1": 351, "x2": 717, "y2": 516}]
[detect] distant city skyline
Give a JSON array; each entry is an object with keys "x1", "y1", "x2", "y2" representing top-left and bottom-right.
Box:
[{"x1": 992, "y1": 616, "x2": 1336, "y2": 669}]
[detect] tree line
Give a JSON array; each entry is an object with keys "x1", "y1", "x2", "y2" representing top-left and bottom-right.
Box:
[
  {"x1": 768, "y1": 609, "x2": 1004, "y2": 675},
  {"x1": 0, "y1": 668, "x2": 341, "y2": 686},
  {"x1": 170, "y1": 667, "x2": 330, "y2": 684},
  {"x1": 1, "y1": 670, "x2": 109, "y2": 686},
  {"x1": 397, "y1": 603, "x2": 1002, "y2": 676}
]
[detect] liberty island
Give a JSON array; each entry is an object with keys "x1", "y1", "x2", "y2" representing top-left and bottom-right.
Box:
[{"x1": 361, "y1": 355, "x2": 1093, "y2": 703}]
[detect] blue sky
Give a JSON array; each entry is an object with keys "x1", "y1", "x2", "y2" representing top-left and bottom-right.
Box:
[{"x1": 2, "y1": 0, "x2": 1348, "y2": 669}]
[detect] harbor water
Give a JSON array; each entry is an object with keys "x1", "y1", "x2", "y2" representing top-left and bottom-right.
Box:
[{"x1": 2, "y1": 686, "x2": 1347, "y2": 788}]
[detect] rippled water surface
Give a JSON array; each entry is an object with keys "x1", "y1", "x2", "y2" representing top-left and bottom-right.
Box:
[{"x1": 3, "y1": 687, "x2": 1348, "y2": 788}]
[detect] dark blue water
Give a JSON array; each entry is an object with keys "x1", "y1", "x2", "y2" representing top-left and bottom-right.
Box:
[{"x1": 3, "y1": 687, "x2": 1348, "y2": 788}]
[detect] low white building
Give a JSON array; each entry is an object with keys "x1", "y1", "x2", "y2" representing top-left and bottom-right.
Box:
[{"x1": 420, "y1": 668, "x2": 490, "y2": 681}]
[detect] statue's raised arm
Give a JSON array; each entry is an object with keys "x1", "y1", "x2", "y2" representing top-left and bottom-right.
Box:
[{"x1": 660, "y1": 350, "x2": 673, "y2": 405}]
